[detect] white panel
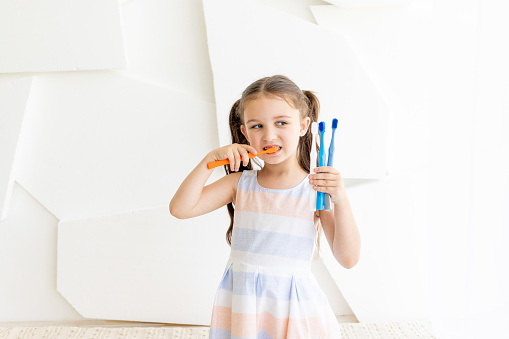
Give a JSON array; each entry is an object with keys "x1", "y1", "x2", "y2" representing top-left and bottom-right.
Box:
[
  {"x1": 0, "y1": 76, "x2": 32, "y2": 221},
  {"x1": 311, "y1": 257, "x2": 354, "y2": 317},
  {"x1": 203, "y1": 0, "x2": 388, "y2": 179},
  {"x1": 311, "y1": 4, "x2": 432, "y2": 176},
  {"x1": 320, "y1": 171, "x2": 430, "y2": 322},
  {"x1": 117, "y1": 0, "x2": 214, "y2": 102},
  {"x1": 323, "y1": 0, "x2": 413, "y2": 7},
  {"x1": 14, "y1": 72, "x2": 217, "y2": 220},
  {"x1": 0, "y1": 0, "x2": 126, "y2": 73},
  {"x1": 254, "y1": 0, "x2": 326, "y2": 23},
  {"x1": 0, "y1": 182, "x2": 84, "y2": 321},
  {"x1": 57, "y1": 206, "x2": 231, "y2": 325}
]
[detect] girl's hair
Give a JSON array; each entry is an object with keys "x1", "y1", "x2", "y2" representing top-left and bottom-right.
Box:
[{"x1": 225, "y1": 75, "x2": 322, "y2": 255}]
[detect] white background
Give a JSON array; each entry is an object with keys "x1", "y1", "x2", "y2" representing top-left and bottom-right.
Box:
[{"x1": 1, "y1": 0, "x2": 508, "y2": 337}]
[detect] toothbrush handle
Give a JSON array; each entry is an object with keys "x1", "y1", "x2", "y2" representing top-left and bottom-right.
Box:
[
  {"x1": 327, "y1": 153, "x2": 334, "y2": 167},
  {"x1": 324, "y1": 142, "x2": 335, "y2": 211},
  {"x1": 324, "y1": 191, "x2": 332, "y2": 211},
  {"x1": 207, "y1": 148, "x2": 276, "y2": 169},
  {"x1": 207, "y1": 159, "x2": 231, "y2": 169},
  {"x1": 207, "y1": 155, "x2": 256, "y2": 169},
  {"x1": 316, "y1": 152, "x2": 326, "y2": 210}
]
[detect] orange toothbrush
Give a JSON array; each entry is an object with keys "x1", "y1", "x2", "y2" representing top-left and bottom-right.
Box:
[{"x1": 207, "y1": 147, "x2": 278, "y2": 169}]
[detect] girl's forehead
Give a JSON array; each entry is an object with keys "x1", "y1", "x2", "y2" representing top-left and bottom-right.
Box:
[{"x1": 243, "y1": 95, "x2": 300, "y2": 120}]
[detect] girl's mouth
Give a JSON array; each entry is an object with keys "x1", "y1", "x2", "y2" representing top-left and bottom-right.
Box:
[{"x1": 263, "y1": 146, "x2": 282, "y2": 155}]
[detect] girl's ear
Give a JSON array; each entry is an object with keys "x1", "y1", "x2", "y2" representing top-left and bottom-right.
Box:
[
  {"x1": 299, "y1": 117, "x2": 311, "y2": 137},
  {"x1": 240, "y1": 124, "x2": 249, "y2": 142}
]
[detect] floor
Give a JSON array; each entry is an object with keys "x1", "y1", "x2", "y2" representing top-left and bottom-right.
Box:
[{"x1": 0, "y1": 315, "x2": 358, "y2": 328}]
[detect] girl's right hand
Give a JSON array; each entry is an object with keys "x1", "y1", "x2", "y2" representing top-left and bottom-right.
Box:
[{"x1": 207, "y1": 143, "x2": 258, "y2": 172}]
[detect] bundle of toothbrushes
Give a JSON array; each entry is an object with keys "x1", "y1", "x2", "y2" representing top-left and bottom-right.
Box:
[{"x1": 309, "y1": 118, "x2": 338, "y2": 211}]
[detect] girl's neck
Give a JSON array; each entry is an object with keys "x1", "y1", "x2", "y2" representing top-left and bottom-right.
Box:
[
  {"x1": 257, "y1": 163, "x2": 307, "y2": 190},
  {"x1": 258, "y1": 156, "x2": 307, "y2": 181}
]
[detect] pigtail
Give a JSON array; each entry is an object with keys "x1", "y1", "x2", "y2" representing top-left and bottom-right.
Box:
[
  {"x1": 297, "y1": 90, "x2": 320, "y2": 173},
  {"x1": 304, "y1": 90, "x2": 320, "y2": 124},
  {"x1": 228, "y1": 99, "x2": 249, "y2": 150},
  {"x1": 225, "y1": 99, "x2": 260, "y2": 246}
]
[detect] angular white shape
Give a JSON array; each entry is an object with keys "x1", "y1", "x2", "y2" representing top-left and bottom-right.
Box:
[
  {"x1": 311, "y1": 4, "x2": 432, "y2": 176},
  {"x1": 323, "y1": 0, "x2": 413, "y2": 7},
  {"x1": 117, "y1": 0, "x2": 214, "y2": 102},
  {"x1": 0, "y1": 0, "x2": 126, "y2": 73},
  {"x1": 311, "y1": 256, "x2": 355, "y2": 317},
  {"x1": 320, "y1": 172, "x2": 430, "y2": 322},
  {"x1": 15, "y1": 72, "x2": 217, "y2": 221},
  {"x1": 0, "y1": 182, "x2": 84, "y2": 321},
  {"x1": 57, "y1": 206, "x2": 231, "y2": 325},
  {"x1": 0, "y1": 75, "x2": 33, "y2": 221},
  {"x1": 254, "y1": 0, "x2": 324, "y2": 23},
  {"x1": 203, "y1": 0, "x2": 388, "y2": 179}
]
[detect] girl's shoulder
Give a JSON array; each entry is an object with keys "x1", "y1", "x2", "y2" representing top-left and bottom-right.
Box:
[
  {"x1": 228, "y1": 169, "x2": 256, "y2": 187},
  {"x1": 226, "y1": 170, "x2": 254, "y2": 205}
]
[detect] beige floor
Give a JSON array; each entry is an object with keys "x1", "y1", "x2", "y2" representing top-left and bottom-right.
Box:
[{"x1": 0, "y1": 315, "x2": 358, "y2": 329}]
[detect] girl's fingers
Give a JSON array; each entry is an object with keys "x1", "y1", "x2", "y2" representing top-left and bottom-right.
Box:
[
  {"x1": 234, "y1": 151, "x2": 242, "y2": 171},
  {"x1": 223, "y1": 144, "x2": 256, "y2": 171},
  {"x1": 246, "y1": 145, "x2": 259, "y2": 155},
  {"x1": 313, "y1": 185, "x2": 330, "y2": 192},
  {"x1": 309, "y1": 174, "x2": 343, "y2": 189},
  {"x1": 228, "y1": 150, "x2": 236, "y2": 172},
  {"x1": 235, "y1": 144, "x2": 257, "y2": 167},
  {"x1": 311, "y1": 167, "x2": 342, "y2": 182},
  {"x1": 310, "y1": 174, "x2": 337, "y2": 183},
  {"x1": 310, "y1": 179, "x2": 335, "y2": 187},
  {"x1": 314, "y1": 166, "x2": 338, "y2": 174},
  {"x1": 240, "y1": 148, "x2": 250, "y2": 166}
]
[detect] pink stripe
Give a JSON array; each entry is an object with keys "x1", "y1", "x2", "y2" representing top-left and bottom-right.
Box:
[
  {"x1": 210, "y1": 306, "x2": 231, "y2": 330},
  {"x1": 236, "y1": 190, "x2": 313, "y2": 221},
  {"x1": 210, "y1": 306, "x2": 332, "y2": 338}
]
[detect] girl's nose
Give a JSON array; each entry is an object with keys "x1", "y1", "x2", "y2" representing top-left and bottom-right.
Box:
[{"x1": 262, "y1": 127, "x2": 276, "y2": 141}]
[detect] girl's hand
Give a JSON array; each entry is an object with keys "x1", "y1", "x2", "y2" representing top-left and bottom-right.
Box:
[
  {"x1": 207, "y1": 143, "x2": 258, "y2": 172},
  {"x1": 309, "y1": 166, "x2": 346, "y2": 205}
]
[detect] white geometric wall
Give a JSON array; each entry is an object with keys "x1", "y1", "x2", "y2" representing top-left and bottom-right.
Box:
[
  {"x1": 0, "y1": 0, "x2": 126, "y2": 73},
  {"x1": 0, "y1": 0, "x2": 432, "y2": 325},
  {"x1": 203, "y1": 0, "x2": 388, "y2": 179}
]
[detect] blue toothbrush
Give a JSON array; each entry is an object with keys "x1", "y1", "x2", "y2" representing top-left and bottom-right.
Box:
[
  {"x1": 324, "y1": 118, "x2": 338, "y2": 211},
  {"x1": 316, "y1": 122, "x2": 326, "y2": 210}
]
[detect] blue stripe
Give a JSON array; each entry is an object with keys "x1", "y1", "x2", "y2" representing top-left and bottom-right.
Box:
[
  {"x1": 218, "y1": 266, "x2": 233, "y2": 291},
  {"x1": 209, "y1": 328, "x2": 231, "y2": 338},
  {"x1": 254, "y1": 331, "x2": 272, "y2": 339},
  {"x1": 217, "y1": 270, "x2": 326, "y2": 302},
  {"x1": 209, "y1": 328, "x2": 268, "y2": 339},
  {"x1": 231, "y1": 228, "x2": 314, "y2": 260}
]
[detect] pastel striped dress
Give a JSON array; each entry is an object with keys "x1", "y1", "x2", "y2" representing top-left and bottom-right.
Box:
[{"x1": 210, "y1": 170, "x2": 341, "y2": 338}]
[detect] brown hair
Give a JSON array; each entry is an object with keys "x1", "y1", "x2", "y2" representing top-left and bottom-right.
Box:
[{"x1": 225, "y1": 75, "x2": 322, "y2": 254}]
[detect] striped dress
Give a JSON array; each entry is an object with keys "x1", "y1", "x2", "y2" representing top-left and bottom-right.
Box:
[{"x1": 210, "y1": 170, "x2": 341, "y2": 338}]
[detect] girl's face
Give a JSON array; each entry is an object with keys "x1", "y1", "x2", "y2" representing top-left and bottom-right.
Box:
[{"x1": 240, "y1": 95, "x2": 310, "y2": 166}]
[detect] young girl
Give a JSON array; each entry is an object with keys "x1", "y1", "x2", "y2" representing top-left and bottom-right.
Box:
[{"x1": 170, "y1": 75, "x2": 360, "y2": 338}]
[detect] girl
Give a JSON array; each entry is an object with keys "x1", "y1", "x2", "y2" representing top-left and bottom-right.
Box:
[{"x1": 170, "y1": 75, "x2": 360, "y2": 338}]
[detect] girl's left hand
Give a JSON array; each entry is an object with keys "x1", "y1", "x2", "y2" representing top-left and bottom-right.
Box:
[{"x1": 309, "y1": 166, "x2": 346, "y2": 205}]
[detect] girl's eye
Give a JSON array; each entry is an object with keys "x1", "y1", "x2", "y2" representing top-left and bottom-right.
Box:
[{"x1": 250, "y1": 122, "x2": 286, "y2": 128}]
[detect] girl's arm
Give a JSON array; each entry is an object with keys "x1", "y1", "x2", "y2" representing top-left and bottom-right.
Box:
[
  {"x1": 310, "y1": 167, "x2": 360, "y2": 269},
  {"x1": 169, "y1": 143, "x2": 257, "y2": 219}
]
